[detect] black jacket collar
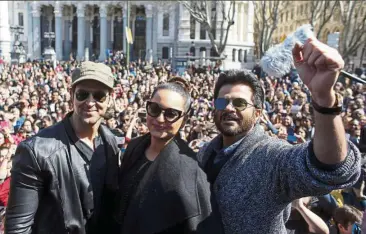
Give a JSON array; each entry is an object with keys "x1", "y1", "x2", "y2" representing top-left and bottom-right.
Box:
[
  {"x1": 63, "y1": 112, "x2": 120, "y2": 155},
  {"x1": 63, "y1": 112, "x2": 120, "y2": 190}
]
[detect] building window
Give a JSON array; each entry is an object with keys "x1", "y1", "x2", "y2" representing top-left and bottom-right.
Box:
[
  {"x1": 18, "y1": 12, "x2": 24, "y2": 26},
  {"x1": 163, "y1": 13, "x2": 169, "y2": 36},
  {"x1": 200, "y1": 47, "x2": 206, "y2": 58},
  {"x1": 210, "y1": 47, "x2": 219, "y2": 59},
  {"x1": 300, "y1": 5, "x2": 303, "y2": 15},
  {"x1": 232, "y1": 49, "x2": 237, "y2": 61},
  {"x1": 189, "y1": 46, "x2": 195, "y2": 61},
  {"x1": 200, "y1": 23, "x2": 206, "y2": 39},
  {"x1": 280, "y1": 13, "x2": 283, "y2": 23},
  {"x1": 238, "y1": 49, "x2": 243, "y2": 62},
  {"x1": 286, "y1": 11, "x2": 289, "y2": 21},
  {"x1": 190, "y1": 15, "x2": 196, "y2": 39},
  {"x1": 244, "y1": 50, "x2": 247, "y2": 63},
  {"x1": 291, "y1": 9, "x2": 294, "y2": 19},
  {"x1": 162, "y1": 47, "x2": 169, "y2": 59}
]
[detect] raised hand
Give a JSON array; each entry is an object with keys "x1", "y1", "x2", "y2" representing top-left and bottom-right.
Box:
[{"x1": 292, "y1": 38, "x2": 344, "y2": 107}]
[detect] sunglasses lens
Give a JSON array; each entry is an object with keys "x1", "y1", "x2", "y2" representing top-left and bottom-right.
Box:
[
  {"x1": 93, "y1": 92, "x2": 108, "y2": 102},
  {"x1": 214, "y1": 98, "x2": 229, "y2": 110},
  {"x1": 147, "y1": 102, "x2": 161, "y2": 117},
  {"x1": 232, "y1": 98, "x2": 248, "y2": 110},
  {"x1": 75, "y1": 91, "x2": 89, "y2": 102},
  {"x1": 164, "y1": 109, "x2": 181, "y2": 122}
]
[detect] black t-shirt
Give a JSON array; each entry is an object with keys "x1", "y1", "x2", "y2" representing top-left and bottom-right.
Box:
[
  {"x1": 64, "y1": 118, "x2": 117, "y2": 233},
  {"x1": 116, "y1": 152, "x2": 153, "y2": 224}
]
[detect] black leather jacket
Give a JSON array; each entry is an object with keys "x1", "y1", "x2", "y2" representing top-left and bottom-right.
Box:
[{"x1": 5, "y1": 116, "x2": 120, "y2": 234}]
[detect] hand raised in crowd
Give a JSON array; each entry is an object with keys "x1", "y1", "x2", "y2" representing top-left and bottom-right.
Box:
[
  {"x1": 293, "y1": 38, "x2": 344, "y2": 106},
  {"x1": 292, "y1": 197, "x2": 311, "y2": 210}
]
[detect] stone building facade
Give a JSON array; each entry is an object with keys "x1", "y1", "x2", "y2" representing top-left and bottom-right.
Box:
[{"x1": 0, "y1": 1, "x2": 255, "y2": 69}]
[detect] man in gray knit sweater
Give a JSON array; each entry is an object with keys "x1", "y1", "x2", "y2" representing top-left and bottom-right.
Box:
[{"x1": 197, "y1": 38, "x2": 361, "y2": 233}]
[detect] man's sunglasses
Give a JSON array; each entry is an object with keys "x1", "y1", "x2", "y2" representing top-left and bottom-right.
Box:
[
  {"x1": 146, "y1": 101, "x2": 184, "y2": 123},
  {"x1": 75, "y1": 90, "x2": 108, "y2": 103},
  {"x1": 214, "y1": 97, "x2": 255, "y2": 111}
]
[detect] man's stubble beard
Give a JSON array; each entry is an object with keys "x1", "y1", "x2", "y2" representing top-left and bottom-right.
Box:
[{"x1": 214, "y1": 110, "x2": 256, "y2": 137}]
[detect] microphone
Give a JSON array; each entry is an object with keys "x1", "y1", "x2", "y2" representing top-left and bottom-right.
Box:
[{"x1": 260, "y1": 24, "x2": 366, "y2": 84}]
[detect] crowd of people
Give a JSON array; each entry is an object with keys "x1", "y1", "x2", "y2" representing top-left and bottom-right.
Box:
[{"x1": 0, "y1": 49, "x2": 365, "y2": 233}]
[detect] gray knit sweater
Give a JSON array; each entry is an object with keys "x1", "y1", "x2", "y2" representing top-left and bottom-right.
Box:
[{"x1": 197, "y1": 125, "x2": 361, "y2": 234}]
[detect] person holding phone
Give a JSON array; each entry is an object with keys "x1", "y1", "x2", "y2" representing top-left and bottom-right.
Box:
[
  {"x1": 331, "y1": 205, "x2": 362, "y2": 234},
  {"x1": 115, "y1": 79, "x2": 222, "y2": 233}
]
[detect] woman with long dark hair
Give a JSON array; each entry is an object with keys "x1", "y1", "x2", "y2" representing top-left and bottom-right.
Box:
[{"x1": 115, "y1": 79, "x2": 222, "y2": 234}]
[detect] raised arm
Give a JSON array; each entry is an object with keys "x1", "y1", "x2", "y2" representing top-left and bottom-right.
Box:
[
  {"x1": 5, "y1": 142, "x2": 44, "y2": 234},
  {"x1": 292, "y1": 38, "x2": 347, "y2": 165},
  {"x1": 292, "y1": 197, "x2": 329, "y2": 234}
]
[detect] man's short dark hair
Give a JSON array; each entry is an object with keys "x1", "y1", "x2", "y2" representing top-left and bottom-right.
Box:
[{"x1": 213, "y1": 70, "x2": 265, "y2": 109}]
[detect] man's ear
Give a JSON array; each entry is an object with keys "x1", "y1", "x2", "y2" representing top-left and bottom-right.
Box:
[
  {"x1": 337, "y1": 223, "x2": 346, "y2": 232},
  {"x1": 255, "y1": 108, "x2": 263, "y2": 119}
]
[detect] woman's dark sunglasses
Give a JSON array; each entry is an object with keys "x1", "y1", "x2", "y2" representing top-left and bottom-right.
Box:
[
  {"x1": 214, "y1": 97, "x2": 255, "y2": 111},
  {"x1": 75, "y1": 90, "x2": 108, "y2": 103},
  {"x1": 146, "y1": 101, "x2": 184, "y2": 123}
]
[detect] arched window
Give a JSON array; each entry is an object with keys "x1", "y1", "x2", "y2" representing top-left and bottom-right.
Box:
[
  {"x1": 238, "y1": 49, "x2": 243, "y2": 62},
  {"x1": 190, "y1": 15, "x2": 196, "y2": 39},
  {"x1": 232, "y1": 48, "x2": 237, "y2": 62},
  {"x1": 162, "y1": 47, "x2": 169, "y2": 59},
  {"x1": 163, "y1": 13, "x2": 169, "y2": 36}
]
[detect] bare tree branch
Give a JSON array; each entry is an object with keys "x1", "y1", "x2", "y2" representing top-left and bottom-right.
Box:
[
  {"x1": 253, "y1": 1, "x2": 287, "y2": 58},
  {"x1": 180, "y1": 0, "x2": 236, "y2": 57},
  {"x1": 316, "y1": 1, "x2": 339, "y2": 38},
  {"x1": 338, "y1": 1, "x2": 366, "y2": 61}
]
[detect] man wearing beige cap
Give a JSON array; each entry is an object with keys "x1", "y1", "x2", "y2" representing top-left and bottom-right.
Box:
[{"x1": 6, "y1": 61, "x2": 120, "y2": 234}]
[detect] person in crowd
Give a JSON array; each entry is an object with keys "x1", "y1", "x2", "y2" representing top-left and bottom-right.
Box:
[
  {"x1": 5, "y1": 61, "x2": 120, "y2": 234},
  {"x1": 286, "y1": 197, "x2": 330, "y2": 234},
  {"x1": 331, "y1": 205, "x2": 362, "y2": 234},
  {"x1": 197, "y1": 38, "x2": 361, "y2": 233},
  {"x1": 115, "y1": 80, "x2": 222, "y2": 233}
]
